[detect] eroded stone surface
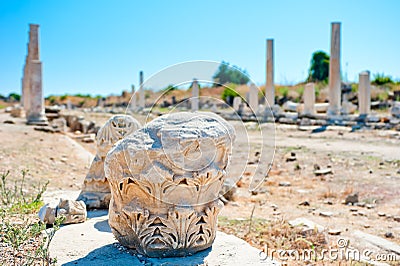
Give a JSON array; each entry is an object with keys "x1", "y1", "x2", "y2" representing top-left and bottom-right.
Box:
[
  {"x1": 77, "y1": 115, "x2": 141, "y2": 209},
  {"x1": 104, "y1": 112, "x2": 235, "y2": 257},
  {"x1": 38, "y1": 199, "x2": 86, "y2": 225}
]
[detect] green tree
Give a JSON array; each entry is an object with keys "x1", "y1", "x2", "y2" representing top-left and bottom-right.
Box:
[
  {"x1": 308, "y1": 51, "x2": 330, "y2": 82},
  {"x1": 213, "y1": 61, "x2": 250, "y2": 85},
  {"x1": 8, "y1": 93, "x2": 21, "y2": 101}
]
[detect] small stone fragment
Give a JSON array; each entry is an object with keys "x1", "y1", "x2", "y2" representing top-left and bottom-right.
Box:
[
  {"x1": 319, "y1": 211, "x2": 333, "y2": 217},
  {"x1": 345, "y1": 193, "x2": 359, "y2": 205},
  {"x1": 328, "y1": 229, "x2": 341, "y2": 235},
  {"x1": 314, "y1": 168, "x2": 333, "y2": 176},
  {"x1": 298, "y1": 201, "x2": 310, "y2": 206},
  {"x1": 385, "y1": 232, "x2": 394, "y2": 238},
  {"x1": 279, "y1": 181, "x2": 291, "y2": 187},
  {"x1": 38, "y1": 204, "x2": 56, "y2": 224}
]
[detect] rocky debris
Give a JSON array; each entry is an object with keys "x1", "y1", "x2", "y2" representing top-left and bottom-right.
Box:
[
  {"x1": 278, "y1": 181, "x2": 291, "y2": 187},
  {"x1": 50, "y1": 117, "x2": 67, "y2": 132},
  {"x1": 366, "y1": 204, "x2": 375, "y2": 209},
  {"x1": 38, "y1": 199, "x2": 87, "y2": 225},
  {"x1": 289, "y1": 217, "x2": 324, "y2": 233},
  {"x1": 314, "y1": 167, "x2": 333, "y2": 176},
  {"x1": 355, "y1": 202, "x2": 366, "y2": 207},
  {"x1": 391, "y1": 102, "x2": 400, "y2": 118},
  {"x1": 385, "y1": 232, "x2": 394, "y2": 238},
  {"x1": 378, "y1": 212, "x2": 386, "y2": 217},
  {"x1": 394, "y1": 216, "x2": 400, "y2": 222},
  {"x1": 298, "y1": 200, "x2": 310, "y2": 206},
  {"x1": 63, "y1": 114, "x2": 97, "y2": 134},
  {"x1": 345, "y1": 193, "x2": 359, "y2": 205},
  {"x1": 319, "y1": 211, "x2": 333, "y2": 217},
  {"x1": 10, "y1": 106, "x2": 24, "y2": 118},
  {"x1": 34, "y1": 126, "x2": 55, "y2": 133},
  {"x1": 285, "y1": 152, "x2": 297, "y2": 162},
  {"x1": 353, "y1": 230, "x2": 400, "y2": 255},
  {"x1": 328, "y1": 229, "x2": 341, "y2": 235}
]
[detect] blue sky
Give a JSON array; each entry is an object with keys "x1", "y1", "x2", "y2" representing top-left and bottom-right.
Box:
[{"x1": 0, "y1": 0, "x2": 399, "y2": 97}]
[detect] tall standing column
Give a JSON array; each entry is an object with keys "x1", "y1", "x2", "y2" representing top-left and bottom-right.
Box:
[
  {"x1": 265, "y1": 39, "x2": 275, "y2": 106},
  {"x1": 328, "y1": 22, "x2": 341, "y2": 116},
  {"x1": 358, "y1": 71, "x2": 371, "y2": 115},
  {"x1": 23, "y1": 24, "x2": 47, "y2": 125},
  {"x1": 139, "y1": 71, "x2": 145, "y2": 109},
  {"x1": 303, "y1": 83, "x2": 316, "y2": 115},
  {"x1": 191, "y1": 79, "x2": 199, "y2": 111}
]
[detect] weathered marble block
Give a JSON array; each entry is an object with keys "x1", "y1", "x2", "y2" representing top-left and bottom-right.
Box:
[
  {"x1": 105, "y1": 112, "x2": 235, "y2": 257},
  {"x1": 77, "y1": 115, "x2": 141, "y2": 209}
]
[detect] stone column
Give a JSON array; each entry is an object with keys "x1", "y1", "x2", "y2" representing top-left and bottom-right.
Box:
[
  {"x1": 233, "y1": 96, "x2": 242, "y2": 111},
  {"x1": 29, "y1": 24, "x2": 40, "y2": 60},
  {"x1": 328, "y1": 22, "x2": 341, "y2": 116},
  {"x1": 131, "y1": 84, "x2": 137, "y2": 110},
  {"x1": 191, "y1": 79, "x2": 199, "y2": 111},
  {"x1": 22, "y1": 24, "x2": 47, "y2": 125},
  {"x1": 139, "y1": 71, "x2": 145, "y2": 109},
  {"x1": 249, "y1": 83, "x2": 258, "y2": 112},
  {"x1": 27, "y1": 60, "x2": 47, "y2": 124},
  {"x1": 358, "y1": 71, "x2": 371, "y2": 115},
  {"x1": 265, "y1": 39, "x2": 275, "y2": 106},
  {"x1": 303, "y1": 83, "x2": 316, "y2": 115}
]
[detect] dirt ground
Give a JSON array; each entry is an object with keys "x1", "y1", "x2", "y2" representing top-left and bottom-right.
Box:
[{"x1": 1, "y1": 110, "x2": 399, "y2": 263}]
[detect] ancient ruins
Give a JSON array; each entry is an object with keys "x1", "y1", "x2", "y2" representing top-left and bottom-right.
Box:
[
  {"x1": 22, "y1": 24, "x2": 48, "y2": 125},
  {"x1": 104, "y1": 112, "x2": 235, "y2": 257},
  {"x1": 77, "y1": 115, "x2": 142, "y2": 209}
]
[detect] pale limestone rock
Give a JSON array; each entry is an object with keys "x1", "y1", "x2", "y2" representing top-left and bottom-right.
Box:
[
  {"x1": 38, "y1": 203, "x2": 56, "y2": 224},
  {"x1": 232, "y1": 96, "x2": 242, "y2": 111},
  {"x1": 38, "y1": 199, "x2": 86, "y2": 225},
  {"x1": 77, "y1": 115, "x2": 141, "y2": 209},
  {"x1": 104, "y1": 112, "x2": 235, "y2": 257},
  {"x1": 58, "y1": 199, "x2": 87, "y2": 224}
]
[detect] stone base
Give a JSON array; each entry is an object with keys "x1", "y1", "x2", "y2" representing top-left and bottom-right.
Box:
[
  {"x1": 27, "y1": 115, "x2": 48, "y2": 126},
  {"x1": 77, "y1": 191, "x2": 111, "y2": 209},
  {"x1": 50, "y1": 211, "x2": 278, "y2": 266}
]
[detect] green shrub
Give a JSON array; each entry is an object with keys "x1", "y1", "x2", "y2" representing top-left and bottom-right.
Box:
[
  {"x1": 278, "y1": 87, "x2": 289, "y2": 98},
  {"x1": 60, "y1": 94, "x2": 68, "y2": 101},
  {"x1": 221, "y1": 87, "x2": 240, "y2": 102},
  {"x1": 0, "y1": 170, "x2": 62, "y2": 265},
  {"x1": 372, "y1": 73, "x2": 393, "y2": 85}
]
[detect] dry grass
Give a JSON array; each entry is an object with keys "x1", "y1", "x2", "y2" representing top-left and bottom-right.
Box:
[{"x1": 218, "y1": 216, "x2": 327, "y2": 255}]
